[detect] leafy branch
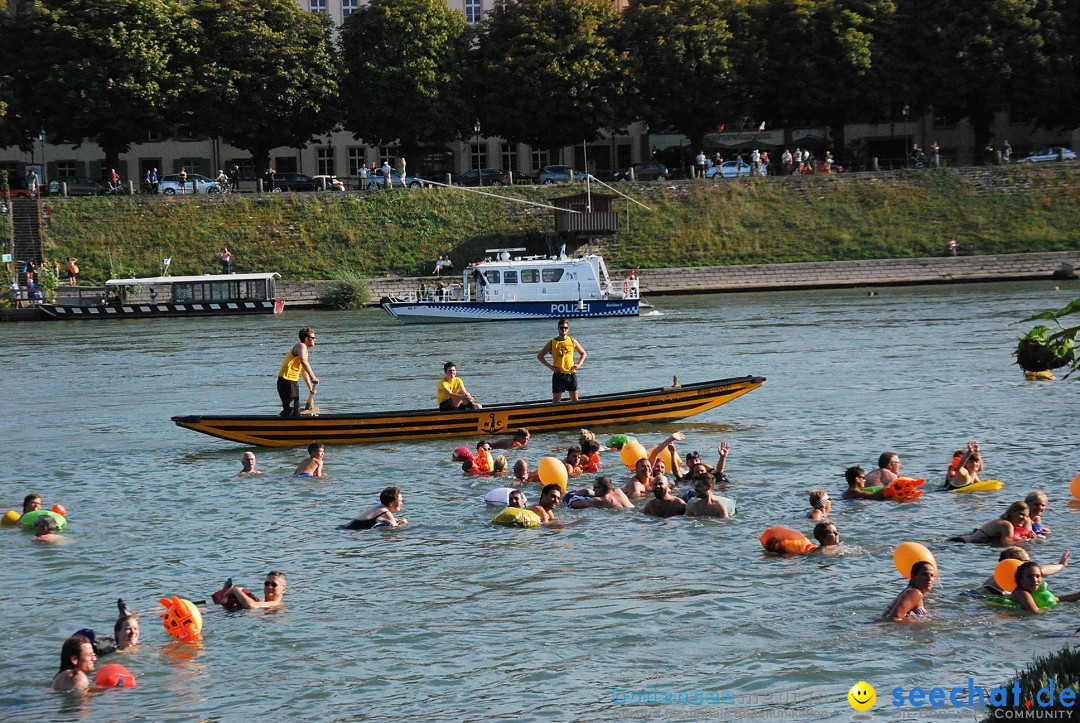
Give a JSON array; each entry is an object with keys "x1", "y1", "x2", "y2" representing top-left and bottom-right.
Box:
[{"x1": 1014, "y1": 296, "x2": 1080, "y2": 376}]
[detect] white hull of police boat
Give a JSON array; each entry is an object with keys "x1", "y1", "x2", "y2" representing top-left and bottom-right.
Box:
[{"x1": 381, "y1": 298, "x2": 639, "y2": 323}]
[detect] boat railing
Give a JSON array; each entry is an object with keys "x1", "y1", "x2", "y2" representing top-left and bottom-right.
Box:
[
  {"x1": 409, "y1": 284, "x2": 465, "y2": 303},
  {"x1": 617, "y1": 277, "x2": 640, "y2": 300}
]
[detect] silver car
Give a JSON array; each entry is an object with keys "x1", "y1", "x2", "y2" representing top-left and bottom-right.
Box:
[
  {"x1": 158, "y1": 173, "x2": 222, "y2": 194},
  {"x1": 1015, "y1": 147, "x2": 1076, "y2": 163}
]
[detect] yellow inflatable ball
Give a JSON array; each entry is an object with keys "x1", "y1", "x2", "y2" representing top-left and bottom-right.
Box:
[
  {"x1": 537, "y1": 457, "x2": 568, "y2": 492},
  {"x1": 893, "y1": 542, "x2": 937, "y2": 579},
  {"x1": 994, "y1": 558, "x2": 1024, "y2": 593},
  {"x1": 1, "y1": 510, "x2": 21, "y2": 526},
  {"x1": 649, "y1": 444, "x2": 683, "y2": 473},
  {"x1": 1071, "y1": 473, "x2": 1080, "y2": 502},
  {"x1": 620, "y1": 441, "x2": 648, "y2": 470}
]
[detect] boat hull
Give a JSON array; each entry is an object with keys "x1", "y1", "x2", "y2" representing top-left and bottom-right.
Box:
[
  {"x1": 39, "y1": 299, "x2": 282, "y2": 320},
  {"x1": 172, "y1": 375, "x2": 765, "y2": 447},
  {"x1": 381, "y1": 299, "x2": 639, "y2": 323}
]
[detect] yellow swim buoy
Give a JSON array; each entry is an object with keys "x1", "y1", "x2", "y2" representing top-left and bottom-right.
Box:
[
  {"x1": 1024, "y1": 370, "x2": 1056, "y2": 381},
  {"x1": 492, "y1": 507, "x2": 541, "y2": 528}
]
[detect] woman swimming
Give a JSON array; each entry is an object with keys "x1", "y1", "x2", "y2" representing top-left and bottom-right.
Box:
[
  {"x1": 976, "y1": 547, "x2": 1070, "y2": 596},
  {"x1": 949, "y1": 501, "x2": 1033, "y2": 545},
  {"x1": 880, "y1": 561, "x2": 936, "y2": 622},
  {"x1": 1024, "y1": 491, "x2": 1051, "y2": 535},
  {"x1": 341, "y1": 487, "x2": 407, "y2": 529},
  {"x1": 1006, "y1": 561, "x2": 1080, "y2": 613},
  {"x1": 806, "y1": 490, "x2": 831, "y2": 520}
]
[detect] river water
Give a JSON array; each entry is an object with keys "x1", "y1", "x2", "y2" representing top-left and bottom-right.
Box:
[{"x1": 2, "y1": 281, "x2": 1078, "y2": 720}]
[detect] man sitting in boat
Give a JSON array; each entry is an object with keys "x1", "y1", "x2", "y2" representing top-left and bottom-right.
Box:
[{"x1": 437, "y1": 361, "x2": 482, "y2": 411}]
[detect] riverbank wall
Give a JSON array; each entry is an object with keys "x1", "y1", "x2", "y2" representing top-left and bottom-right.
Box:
[{"x1": 278, "y1": 250, "x2": 1080, "y2": 307}]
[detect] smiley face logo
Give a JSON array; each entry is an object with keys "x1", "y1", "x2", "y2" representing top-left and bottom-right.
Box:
[{"x1": 848, "y1": 681, "x2": 876, "y2": 711}]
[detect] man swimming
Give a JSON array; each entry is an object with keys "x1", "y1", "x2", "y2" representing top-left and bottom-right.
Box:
[
  {"x1": 642, "y1": 477, "x2": 686, "y2": 518},
  {"x1": 342, "y1": 487, "x2": 408, "y2": 529},
  {"x1": 225, "y1": 571, "x2": 288, "y2": 609},
  {"x1": 528, "y1": 484, "x2": 563, "y2": 524},
  {"x1": 236, "y1": 452, "x2": 261, "y2": 476},
  {"x1": 685, "y1": 474, "x2": 729, "y2": 518},
  {"x1": 865, "y1": 451, "x2": 901, "y2": 487},
  {"x1": 569, "y1": 476, "x2": 635, "y2": 509}
]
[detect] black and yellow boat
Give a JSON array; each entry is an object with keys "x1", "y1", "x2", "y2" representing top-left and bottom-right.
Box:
[{"x1": 172, "y1": 375, "x2": 765, "y2": 447}]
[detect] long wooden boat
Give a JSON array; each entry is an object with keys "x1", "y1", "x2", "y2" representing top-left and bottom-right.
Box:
[{"x1": 172, "y1": 375, "x2": 765, "y2": 447}]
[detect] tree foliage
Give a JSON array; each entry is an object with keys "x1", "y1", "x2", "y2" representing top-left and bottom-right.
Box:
[
  {"x1": 8, "y1": 0, "x2": 190, "y2": 170},
  {"x1": 339, "y1": 0, "x2": 472, "y2": 163},
  {"x1": 183, "y1": 0, "x2": 339, "y2": 172},
  {"x1": 474, "y1": 0, "x2": 631, "y2": 150},
  {"x1": 621, "y1": 0, "x2": 745, "y2": 150},
  {"x1": 888, "y1": 0, "x2": 1046, "y2": 149}
]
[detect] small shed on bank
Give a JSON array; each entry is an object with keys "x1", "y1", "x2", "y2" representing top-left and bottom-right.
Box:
[{"x1": 553, "y1": 192, "x2": 619, "y2": 236}]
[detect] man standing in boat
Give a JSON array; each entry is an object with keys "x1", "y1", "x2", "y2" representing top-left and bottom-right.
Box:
[
  {"x1": 277, "y1": 327, "x2": 319, "y2": 417},
  {"x1": 537, "y1": 319, "x2": 587, "y2": 402}
]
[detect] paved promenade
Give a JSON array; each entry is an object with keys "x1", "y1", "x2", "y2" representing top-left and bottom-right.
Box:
[{"x1": 278, "y1": 251, "x2": 1079, "y2": 307}]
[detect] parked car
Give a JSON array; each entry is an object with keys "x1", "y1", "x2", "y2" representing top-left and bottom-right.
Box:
[
  {"x1": 1015, "y1": 147, "x2": 1076, "y2": 164},
  {"x1": 612, "y1": 161, "x2": 669, "y2": 182},
  {"x1": 364, "y1": 171, "x2": 430, "y2": 190},
  {"x1": 158, "y1": 173, "x2": 222, "y2": 195},
  {"x1": 47, "y1": 176, "x2": 110, "y2": 196},
  {"x1": 537, "y1": 165, "x2": 588, "y2": 184},
  {"x1": 705, "y1": 160, "x2": 769, "y2": 178},
  {"x1": 454, "y1": 168, "x2": 510, "y2": 186},
  {"x1": 269, "y1": 172, "x2": 319, "y2": 192},
  {"x1": 311, "y1": 175, "x2": 346, "y2": 192}
]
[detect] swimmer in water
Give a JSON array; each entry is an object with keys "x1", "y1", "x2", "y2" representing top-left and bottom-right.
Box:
[
  {"x1": 294, "y1": 442, "x2": 327, "y2": 477},
  {"x1": 23, "y1": 492, "x2": 42, "y2": 513},
  {"x1": 342, "y1": 487, "x2": 408, "y2": 529},
  {"x1": 490, "y1": 428, "x2": 529, "y2": 450},
  {"x1": 811, "y1": 521, "x2": 840, "y2": 550},
  {"x1": 976, "y1": 547, "x2": 1070, "y2": 597},
  {"x1": 841, "y1": 466, "x2": 887, "y2": 500},
  {"x1": 949, "y1": 501, "x2": 1033, "y2": 545},
  {"x1": 33, "y1": 514, "x2": 64, "y2": 543},
  {"x1": 944, "y1": 440, "x2": 982, "y2": 489},
  {"x1": 806, "y1": 489, "x2": 831, "y2": 520},
  {"x1": 642, "y1": 476, "x2": 686, "y2": 518},
  {"x1": 236, "y1": 452, "x2": 261, "y2": 476},
  {"x1": 52, "y1": 635, "x2": 95, "y2": 692},
  {"x1": 880, "y1": 560, "x2": 935, "y2": 622},
  {"x1": 225, "y1": 570, "x2": 288, "y2": 609},
  {"x1": 685, "y1": 474, "x2": 729, "y2": 518},
  {"x1": 507, "y1": 490, "x2": 527, "y2": 509},
  {"x1": 1007, "y1": 561, "x2": 1080, "y2": 612},
  {"x1": 527, "y1": 484, "x2": 563, "y2": 524},
  {"x1": 114, "y1": 612, "x2": 140, "y2": 651},
  {"x1": 1024, "y1": 491, "x2": 1051, "y2": 535},
  {"x1": 568, "y1": 476, "x2": 634, "y2": 509}
]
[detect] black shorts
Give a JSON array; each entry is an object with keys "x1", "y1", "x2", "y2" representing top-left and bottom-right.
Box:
[
  {"x1": 552, "y1": 372, "x2": 578, "y2": 394},
  {"x1": 439, "y1": 400, "x2": 476, "y2": 411}
]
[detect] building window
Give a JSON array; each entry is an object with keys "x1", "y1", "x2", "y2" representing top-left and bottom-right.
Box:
[
  {"x1": 146, "y1": 130, "x2": 163, "y2": 142},
  {"x1": 501, "y1": 143, "x2": 518, "y2": 172},
  {"x1": 465, "y1": 0, "x2": 482, "y2": 24},
  {"x1": 471, "y1": 143, "x2": 487, "y2": 170},
  {"x1": 342, "y1": 0, "x2": 358, "y2": 19},
  {"x1": 348, "y1": 147, "x2": 366, "y2": 175},
  {"x1": 531, "y1": 148, "x2": 549, "y2": 171},
  {"x1": 56, "y1": 160, "x2": 78, "y2": 177},
  {"x1": 310, "y1": 0, "x2": 326, "y2": 13},
  {"x1": 932, "y1": 113, "x2": 957, "y2": 130},
  {"x1": 317, "y1": 146, "x2": 334, "y2": 176},
  {"x1": 379, "y1": 146, "x2": 400, "y2": 166},
  {"x1": 176, "y1": 158, "x2": 207, "y2": 176}
]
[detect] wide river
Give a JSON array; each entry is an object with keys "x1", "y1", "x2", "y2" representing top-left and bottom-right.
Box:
[{"x1": 2, "y1": 281, "x2": 1078, "y2": 720}]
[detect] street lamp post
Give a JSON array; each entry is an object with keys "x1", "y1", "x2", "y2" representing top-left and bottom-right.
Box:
[
  {"x1": 474, "y1": 119, "x2": 482, "y2": 186},
  {"x1": 39, "y1": 130, "x2": 47, "y2": 188},
  {"x1": 901, "y1": 104, "x2": 910, "y2": 166}
]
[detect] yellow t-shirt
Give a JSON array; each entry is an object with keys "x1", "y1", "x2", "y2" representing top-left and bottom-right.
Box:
[
  {"x1": 551, "y1": 336, "x2": 576, "y2": 374},
  {"x1": 437, "y1": 376, "x2": 465, "y2": 405},
  {"x1": 279, "y1": 348, "x2": 302, "y2": 381}
]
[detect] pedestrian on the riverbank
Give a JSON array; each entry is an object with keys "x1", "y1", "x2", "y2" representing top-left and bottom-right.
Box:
[
  {"x1": 1002, "y1": 140, "x2": 1012, "y2": 163},
  {"x1": 229, "y1": 166, "x2": 240, "y2": 192},
  {"x1": 66, "y1": 257, "x2": 79, "y2": 285},
  {"x1": 434, "y1": 255, "x2": 445, "y2": 276},
  {"x1": 277, "y1": 327, "x2": 319, "y2": 417},
  {"x1": 26, "y1": 168, "x2": 39, "y2": 198},
  {"x1": 694, "y1": 151, "x2": 707, "y2": 179},
  {"x1": 381, "y1": 161, "x2": 392, "y2": 189},
  {"x1": 220, "y1": 247, "x2": 232, "y2": 274},
  {"x1": 537, "y1": 318, "x2": 587, "y2": 403}
]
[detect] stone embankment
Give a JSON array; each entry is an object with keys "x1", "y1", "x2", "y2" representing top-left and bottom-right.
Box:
[{"x1": 278, "y1": 251, "x2": 1079, "y2": 308}]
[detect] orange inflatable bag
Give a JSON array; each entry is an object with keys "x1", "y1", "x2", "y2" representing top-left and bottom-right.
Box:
[
  {"x1": 883, "y1": 477, "x2": 925, "y2": 502},
  {"x1": 760, "y1": 526, "x2": 818, "y2": 555},
  {"x1": 159, "y1": 595, "x2": 202, "y2": 642},
  {"x1": 580, "y1": 452, "x2": 602, "y2": 474}
]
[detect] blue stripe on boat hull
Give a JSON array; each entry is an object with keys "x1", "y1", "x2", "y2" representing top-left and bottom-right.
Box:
[{"x1": 382, "y1": 299, "x2": 639, "y2": 323}]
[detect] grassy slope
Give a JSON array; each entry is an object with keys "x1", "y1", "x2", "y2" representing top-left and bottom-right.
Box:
[{"x1": 38, "y1": 166, "x2": 1080, "y2": 284}]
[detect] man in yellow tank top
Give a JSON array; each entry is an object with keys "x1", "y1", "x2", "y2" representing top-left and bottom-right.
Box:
[
  {"x1": 536, "y1": 318, "x2": 587, "y2": 402},
  {"x1": 277, "y1": 327, "x2": 320, "y2": 417}
]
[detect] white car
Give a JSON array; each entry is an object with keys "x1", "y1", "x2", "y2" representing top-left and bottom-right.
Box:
[
  {"x1": 1015, "y1": 147, "x2": 1076, "y2": 163},
  {"x1": 158, "y1": 173, "x2": 222, "y2": 194},
  {"x1": 312, "y1": 175, "x2": 346, "y2": 192}
]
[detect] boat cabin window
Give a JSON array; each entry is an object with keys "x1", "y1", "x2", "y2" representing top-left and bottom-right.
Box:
[
  {"x1": 173, "y1": 280, "x2": 269, "y2": 303},
  {"x1": 520, "y1": 269, "x2": 540, "y2": 283},
  {"x1": 542, "y1": 268, "x2": 564, "y2": 283},
  {"x1": 503, "y1": 271, "x2": 518, "y2": 284},
  {"x1": 483, "y1": 270, "x2": 501, "y2": 284}
]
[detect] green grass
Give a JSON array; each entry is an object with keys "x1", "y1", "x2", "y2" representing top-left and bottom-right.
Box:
[{"x1": 37, "y1": 165, "x2": 1080, "y2": 284}]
